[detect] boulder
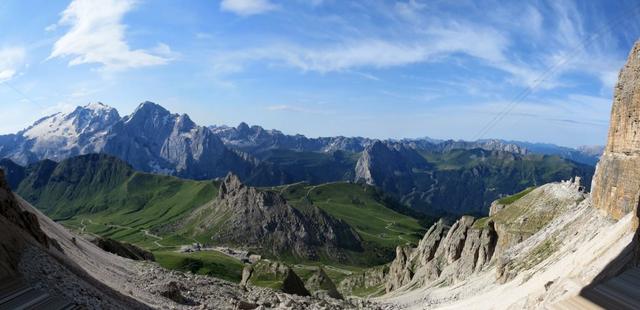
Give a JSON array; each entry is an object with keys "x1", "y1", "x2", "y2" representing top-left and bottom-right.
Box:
[
  {"x1": 91, "y1": 237, "x2": 155, "y2": 261},
  {"x1": 243, "y1": 261, "x2": 310, "y2": 297},
  {"x1": 156, "y1": 281, "x2": 187, "y2": 304},
  {"x1": 304, "y1": 267, "x2": 343, "y2": 300}
]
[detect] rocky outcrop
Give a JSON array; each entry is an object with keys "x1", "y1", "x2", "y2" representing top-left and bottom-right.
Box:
[
  {"x1": 240, "y1": 265, "x2": 253, "y2": 287},
  {"x1": 194, "y1": 173, "x2": 362, "y2": 261},
  {"x1": 385, "y1": 219, "x2": 451, "y2": 292},
  {"x1": 338, "y1": 265, "x2": 388, "y2": 296},
  {"x1": 384, "y1": 180, "x2": 584, "y2": 292},
  {"x1": 153, "y1": 281, "x2": 190, "y2": 305},
  {"x1": 489, "y1": 200, "x2": 506, "y2": 216},
  {"x1": 385, "y1": 246, "x2": 414, "y2": 292},
  {"x1": 242, "y1": 261, "x2": 310, "y2": 297},
  {"x1": 592, "y1": 41, "x2": 640, "y2": 226},
  {"x1": 90, "y1": 237, "x2": 155, "y2": 261},
  {"x1": 456, "y1": 220, "x2": 497, "y2": 278},
  {"x1": 384, "y1": 216, "x2": 496, "y2": 292},
  {"x1": 304, "y1": 267, "x2": 343, "y2": 300}
]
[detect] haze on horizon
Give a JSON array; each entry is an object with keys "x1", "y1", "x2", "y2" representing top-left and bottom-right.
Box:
[{"x1": 0, "y1": 0, "x2": 639, "y2": 147}]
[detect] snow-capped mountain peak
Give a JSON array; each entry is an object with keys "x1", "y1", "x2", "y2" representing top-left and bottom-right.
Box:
[
  {"x1": 13, "y1": 103, "x2": 121, "y2": 162},
  {"x1": 85, "y1": 101, "x2": 110, "y2": 110}
]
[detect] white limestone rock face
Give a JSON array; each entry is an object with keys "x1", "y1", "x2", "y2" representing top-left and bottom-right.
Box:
[
  {"x1": 103, "y1": 102, "x2": 253, "y2": 179},
  {"x1": 591, "y1": 41, "x2": 640, "y2": 225}
]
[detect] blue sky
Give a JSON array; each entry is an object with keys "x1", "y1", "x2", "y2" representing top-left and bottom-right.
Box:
[{"x1": 0, "y1": 0, "x2": 638, "y2": 147}]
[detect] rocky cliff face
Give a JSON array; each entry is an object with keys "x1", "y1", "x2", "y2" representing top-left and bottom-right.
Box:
[
  {"x1": 337, "y1": 265, "x2": 388, "y2": 297},
  {"x1": 104, "y1": 102, "x2": 253, "y2": 179},
  {"x1": 0, "y1": 169, "x2": 57, "y2": 277},
  {"x1": 354, "y1": 140, "x2": 432, "y2": 198},
  {"x1": 192, "y1": 173, "x2": 362, "y2": 261},
  {"x1": 592, "y1": 42, "x2": 640, "y2": 226}
]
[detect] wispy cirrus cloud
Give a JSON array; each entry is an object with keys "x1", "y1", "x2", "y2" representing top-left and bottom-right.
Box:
[
  {"x1": 49, "y1": 0, "x2": 170, "y2": 71},
  {"x1": 211, "y1": 22, "x2": 509, "y2": 73},
  {"x1": 220, "y1": 0, "x2": 277, "y2": 16},
  {"x1": 0, "y1": 47, "x2": 25, "y2": 82},
  {"x1": 210, "y1": 0, "x2": 629, "y2": 94},
  {"x1": 266, "y1": 104, "x2": 331, "y2": 114}
]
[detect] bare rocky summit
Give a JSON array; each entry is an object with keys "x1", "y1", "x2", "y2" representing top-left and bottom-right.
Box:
[{"x1": 188, "y1": 173, "x2": 363, "y2": 261}]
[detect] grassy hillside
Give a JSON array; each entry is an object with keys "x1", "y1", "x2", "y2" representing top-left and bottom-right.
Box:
[
  {"x1": 154, "y1": 251, "x2": 244, "y2": 283},
  {"x1": 6, "y1": 154, "x2": 218, "y2": 248},
  {"x1": 4, "y1": 154, "x2": 424, "y2": 266}
]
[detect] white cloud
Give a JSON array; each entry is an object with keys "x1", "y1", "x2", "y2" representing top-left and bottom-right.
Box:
[
  {"x1": 266, "y1": 104, "x2": 330, "y2": 114},
  {"x1": 220, "y1": 0, "x2": 276, "y2": 16},
  {"x1": 49, "y1": 0, "x2": 169, "y2": 70},
  {"x1": 0, "y1": 47, "x2": 26, "y2": 82},
  {"x1": 394, "y1": 0, "x2": 426, "y2": 22},
  {"x1": 212, "y1": 21, "x2": 511, "y2": 75},
  {"x1": 218, "y1": 0, "x2": 627, "y2": 95},
  {"x1": 44, "y1": 24, "x2": 58, "y2": 32}
]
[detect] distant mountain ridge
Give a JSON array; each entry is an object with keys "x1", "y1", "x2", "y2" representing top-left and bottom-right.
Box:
[
  {"x1": 212, "y1": 122, "x2": 600, "y2": 166},
  {"x1": 354, "y1": 141, "x2": 594, "y2": 216},
  {"x1": 0, "y1": 101, "x2": 599, "y2": 216},
  {"x1": 0, "y1": 101, "x2": 601, "y2": 169}
]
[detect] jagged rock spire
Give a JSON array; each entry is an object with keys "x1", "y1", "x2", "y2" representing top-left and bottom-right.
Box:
[{"x1": 218, "y1": 172, "x2": 245, "y2": 199}]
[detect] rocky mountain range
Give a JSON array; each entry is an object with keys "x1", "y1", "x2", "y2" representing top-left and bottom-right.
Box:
[
  {"x1": 0, "y1": 102, "x2": 598, "y2": 217},
  {"x1": 212, "y1": 121, "x2": 601, "y2": 165},
  {"x1": 0, "y1": 101, "x2": 254, "y2": 180}
]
